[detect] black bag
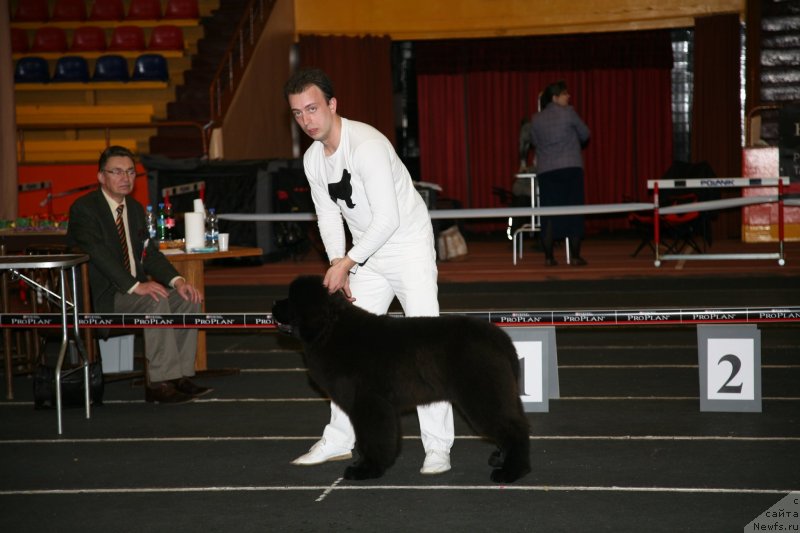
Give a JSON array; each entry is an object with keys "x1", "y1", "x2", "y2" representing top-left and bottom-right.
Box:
[{"x1": 33, "y1": 362, "x2": 104, "y2": 409}]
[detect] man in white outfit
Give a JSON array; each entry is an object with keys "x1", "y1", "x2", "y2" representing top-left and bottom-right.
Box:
[{"x1": 284, "y1": 68, "x2": 454, "y2": 475}]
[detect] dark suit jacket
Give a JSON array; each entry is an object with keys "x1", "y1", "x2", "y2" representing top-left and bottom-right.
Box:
[{"x1": 67, "y1": 188, "x2": 180, "y2": 314}]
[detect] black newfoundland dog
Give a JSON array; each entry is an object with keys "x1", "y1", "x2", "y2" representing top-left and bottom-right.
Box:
[{"x1": 272, "y1": 275, "x2": 531, "y2": 483}]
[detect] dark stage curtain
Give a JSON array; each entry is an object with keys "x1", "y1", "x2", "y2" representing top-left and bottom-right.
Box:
[
  {"x1": 296, "y1": 35, "x2": 395, "y2": 147},
  {"x1": 692, "y1": 14, "x2": 743, "y2": 239},
  {"x1": 416, "y1": 31, "x2": 674, "y2": 232}
]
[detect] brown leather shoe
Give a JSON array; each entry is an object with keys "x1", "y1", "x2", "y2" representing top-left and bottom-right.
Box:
[
  {"x1": 173, "y1": 377, "x2": 213, "y2": 397},
  {"x1": 145, "y1": 381, "x2": 194, "y2": 404}
]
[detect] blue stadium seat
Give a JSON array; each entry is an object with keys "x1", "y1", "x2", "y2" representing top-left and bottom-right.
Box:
[
  {"x1": 131, "y1": 54, "x2": 169, "y2": 81},
  {"x1": 93, "y1": 55, "x2": 130, "y2": 81},
  {"x1": 14, "y1": 57, "x2": 51, "y2": 83},
  {"x1": 52, "y1": 56, "x2": 90, "y2": 83}
]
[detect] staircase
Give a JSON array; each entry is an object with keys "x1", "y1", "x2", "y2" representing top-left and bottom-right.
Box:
[{"x1": 149, "y1": 0, "x2": 252, "y2": 159}]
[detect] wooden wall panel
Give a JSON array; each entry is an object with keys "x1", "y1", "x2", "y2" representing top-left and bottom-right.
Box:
[{"x1": 294, "y1": 0, "x2": 743, "y2": 40}]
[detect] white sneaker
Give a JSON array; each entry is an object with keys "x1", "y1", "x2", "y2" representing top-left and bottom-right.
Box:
[
  {"x1": 291, "y1": 438, "x2": 352, "y2": 466},
  {"x1": 420, "y1": 450, "x2": 451, "y2": 475}
]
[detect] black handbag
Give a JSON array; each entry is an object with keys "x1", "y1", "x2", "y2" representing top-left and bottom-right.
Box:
[{"x1": 33, "y1": 362, "x2": 104, "y2": 409}]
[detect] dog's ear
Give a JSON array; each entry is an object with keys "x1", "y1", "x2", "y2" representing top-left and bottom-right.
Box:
[{"x1": 288, "y1": 276, "x2": 333, "y2": 343}]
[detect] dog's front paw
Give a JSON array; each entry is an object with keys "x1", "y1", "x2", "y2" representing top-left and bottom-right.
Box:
[
  {"x1": 490, "y1": 465, "x2": 531, "y2": 484},
  {"x1": 488, "y1": 448, "x2": 505, "y2": 467},
  {"x1": 344, "y1": 463, "x2": 385, "y2": 480}
]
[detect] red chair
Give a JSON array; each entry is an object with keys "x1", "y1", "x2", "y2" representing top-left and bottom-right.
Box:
[
  {"x1": 13, "y1": 0, "x2": 49, "y2": 22},
  {"x1": 126, "y1": 0, "x2": 162, "y2": 20},
  {"x1": 31, "y1": 27, "x2": 69, "y2": 54},
  {"x1": 51, "y1": 0, "x2": 87, "y2": 21},
  {"x1": 164, "y1": 0, "x2": 199, "y2": 19},
  {"x1": 71, "y1": 26, "x2": 108, "y2": 52},
  {"x1": 148, "y1": 25, "x2": 184, "y2": 51},
  {"x1": 108, "y1": 26, "x2": 147, "y2": 51},
  {"x1": 88, "y1": 0, "x2": 125, "y2": 21},
  {"x1": 11, "y1": 28, "x2": 29, "y2": 54},
  {"x1": 629, "y1": 193, "x2": 704, "y2": 257}
]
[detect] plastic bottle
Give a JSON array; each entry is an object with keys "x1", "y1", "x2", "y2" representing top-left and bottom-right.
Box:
[
  {"x1": 145, "y1": 205, "x2": 157, "y2": 240},
  {"x1": 206, "y1": 208, "x2": 219, "y2": 249},
  {"x1": 157, "y1": 202, "x2": 167, "y2": 241},
  {"x1": 164, "y1": 202, "x2": 175, "y2": 240}
]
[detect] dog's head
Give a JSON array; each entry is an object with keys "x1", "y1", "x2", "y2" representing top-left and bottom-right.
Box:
[{"x1": 271, "y1": 275, "x2": 335, "y2": 342}]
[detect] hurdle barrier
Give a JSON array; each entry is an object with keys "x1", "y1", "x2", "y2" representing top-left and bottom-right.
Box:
[{"x1": 649, "y1": 177, "x2": 791, "y2": 267}]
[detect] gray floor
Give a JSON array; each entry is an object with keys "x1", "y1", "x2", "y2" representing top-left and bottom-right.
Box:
[{"x1": 1, "y1": 276, "x2": 798, "y2": 532}]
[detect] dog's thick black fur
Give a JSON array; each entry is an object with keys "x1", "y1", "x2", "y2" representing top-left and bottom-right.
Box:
[{"x1": 272, "y1": 275, "x2": 531, "y2": 483}]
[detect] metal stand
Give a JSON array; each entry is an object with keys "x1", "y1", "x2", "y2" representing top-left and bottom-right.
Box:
[
  {"x1": 512, "y1": 173, "x2": 540, "y2": 265},
  {"x1": 0, "y1": 254, "x2": 90, "y2": 434}
]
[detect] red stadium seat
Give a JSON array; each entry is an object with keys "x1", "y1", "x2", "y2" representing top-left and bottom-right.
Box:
[
  {"x1": 51, "y1": 0, "x2": 87, "y2": 21},
  {"x1": 126, "y1": 0, "x2": 162, "y2": 20},
  {"x1": 88, "y1": 0, "x2": 125, "y2": 21},
  {"x1": 14, "y1": 0, "x2": 49, "y2": 22},
  {"x1": 31, "y1": 27, "x2": 69, "y2": 54},
  {"x1": 71, "y1": 26, "x2": 108, "y2": 52},
  {"x1": 164, "y1": 0, "x2": 199, "y2": 19},
  {"x1": 109, "y1": 26, "x2": 147, "y2": 51},
  {"x1": 148, "y1": 25, "x2": 184, "y2": 51},
  {"x1": 11, "y1": 28, "x2": 29, "y2": 54}
]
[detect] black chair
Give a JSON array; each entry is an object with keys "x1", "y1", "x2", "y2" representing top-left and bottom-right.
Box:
[
  {"x1": 93, "y1": 55, "x2": 130, "y2": 82},
  {"x1": 52, "y1": 56, "x2": 90, "y2": 83},
  {"x1": 132, "y1": 53, "x2": 169, "y2": 81},
  {"x1": 14, "y1": 57, "x2": 50, "y2": 83}
]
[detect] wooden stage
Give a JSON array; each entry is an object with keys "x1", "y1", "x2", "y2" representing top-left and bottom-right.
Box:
[{"x1": 203, "y1": 234, "x2": 800, "y2": 287}]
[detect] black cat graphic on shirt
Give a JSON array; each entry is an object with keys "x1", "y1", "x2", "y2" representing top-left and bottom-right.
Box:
[{"x1": 328, "y1": 169, "x2": 356, "y2": 209}]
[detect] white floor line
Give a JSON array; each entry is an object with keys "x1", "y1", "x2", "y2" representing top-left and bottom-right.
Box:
[
  {"x1": 239, "y1": 368, "x2": 308, "y2": 373},
  {"x1": 3, "y1": 435, "x2": 799, "y2": 445},
  {"x1": 0, "y1": 484, "x2": 794, "y2": 497},
  {"x1": 315, "y1": 477, "x2": 343, "y2": 502},
  {"x1": 559, "y1": 364, "x2": 800, "y2": 369},
  {"x1": 1, "y1": 395, "x2": 798, "y2": 408},
  {"x1": 238, "y1": 364, "x2": 800, "y2": 370}
]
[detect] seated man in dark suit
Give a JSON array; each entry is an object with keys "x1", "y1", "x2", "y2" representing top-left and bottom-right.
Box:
[{"x1": 67, "y1": 145, "x2": 210, "y2": 403}]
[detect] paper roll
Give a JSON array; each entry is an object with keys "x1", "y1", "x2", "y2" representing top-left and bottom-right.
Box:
[
  {"x1": 193, "y1": 199, "x2": 205, "y2": 213},
  {"x1": 184, "y1": 212, "x2": 206, "y2": 251}
]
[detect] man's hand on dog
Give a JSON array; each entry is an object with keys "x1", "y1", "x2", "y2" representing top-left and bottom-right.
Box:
[{"x1": 325, "y1": 257, "x2": 357, "y2": 302}]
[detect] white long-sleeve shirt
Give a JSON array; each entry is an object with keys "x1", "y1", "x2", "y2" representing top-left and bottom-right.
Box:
[{"x1": 303, "y1": 117, "x2": 432, "y2": 264}]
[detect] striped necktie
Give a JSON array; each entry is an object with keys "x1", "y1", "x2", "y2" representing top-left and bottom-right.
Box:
[{"x1": 116, "y1": 204, "x2": 131, "y2": 274}]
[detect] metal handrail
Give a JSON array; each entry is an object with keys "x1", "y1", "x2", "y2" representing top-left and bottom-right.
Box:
[
  {"x1": 208, "y1": 0, "x2": 276, "y2": 126},
  {"x1": 16, "y1": 121, "x2": 209, "y2": 162}
]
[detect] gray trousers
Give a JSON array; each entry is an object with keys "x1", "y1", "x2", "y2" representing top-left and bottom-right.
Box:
[{"x1": 113, "y1": 290, "x2": 200, "y2": 383}]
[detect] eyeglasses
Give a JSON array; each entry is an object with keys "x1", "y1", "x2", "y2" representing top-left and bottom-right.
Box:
[{"x1": 103, "y1": 168, "x2": 137, "y2": 177}]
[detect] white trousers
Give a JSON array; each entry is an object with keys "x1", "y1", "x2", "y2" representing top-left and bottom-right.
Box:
[{"x1": 321, "y1": 237, "x2": 455, "y2": 454}]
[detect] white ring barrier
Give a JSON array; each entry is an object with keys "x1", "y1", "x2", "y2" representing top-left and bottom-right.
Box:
[
  {"x1": 217, "y1": 203, "x2": 656, "y2": 222},
  {"x1": 217, "y1": 177, "x2": 793, "y2": 267}
]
